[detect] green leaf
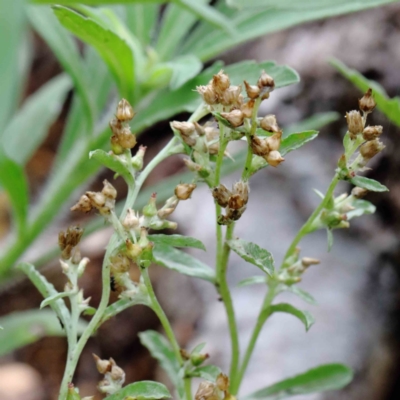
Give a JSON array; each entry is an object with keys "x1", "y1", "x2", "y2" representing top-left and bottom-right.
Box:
[
  {"x1": 139, "y1": 330, "x2": 181, "y2": 390},
  {"x1": 191, "y1": 365, "x2": 222, "y2": 382},
  {"x1": 152, "y1": 244, "x2": 216, "y2": 283},
  {"x1": 168, "y1": 55, "x2": 203, "y2": 90},
  {"x1": 0, "y1": 309, "x2": 87, "y2": 357},
  {"x1": 268, "y1": 303, "x2": 315, "y2": 331},
  {"x1": 0, "y1": 150, "x2": 29, "y2": 235},
  {"x1": 227, "y1": 239, "x2": 275, "y2": 276},
  {"x1": 346, "y1": 199, "x2": 375, "y2": 220},
  {"x1": 2, "y1": 74, "x2": 71, "y2": 165},
  {"x1": 331, "y1": 58, "x2": 400, "y2": 126},
  {"x1": 53, "y1": 5, "x2": 135, "y2": 99},
  {"x1": 40, "y1": 291, "x2": 70, "y2": 309},
  {"x1": 28, "y1": 5, "x2": 94, "y2": 131},
  {"x1": 244, "y1": 363, "x2": 353, "y2": 400},
  {"x1": 148, "y1": 234, "x2": 206, "y2": 250},
  {"x1": 190, "y1": 342, "x2": 206, "y2": 354},
  {"x1": 237, "y1": 276, "x2": 267, "y2": 287},
  {"x1": 32, "y1": 0, "x2": 163, "y2": 3},
  {"x1": 104, "y1": 381, "x2": 171, "y2": 400},
  {"x1": 89, "y1": 149, "x2": 134, "y2": 184},
  {"x1": 349, "y1": 176, "x2": 389, "y2": 192},
  {"x1": 279, "y1": 285, "x2": 317, "y2": 305}
]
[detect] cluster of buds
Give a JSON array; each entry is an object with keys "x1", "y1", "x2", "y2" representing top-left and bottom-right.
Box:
[
  {"x1": 213, "y1": 181, "x2": 249, "y2": 225},
  {"x1": 93, "y1": 354, "x2": 125, "y2": 396},
  {"x1": 71, "y1": 180, "x2": 117, "y2": 216},
  {"x1": 58, "y1": 226, "x2": 83, "y2": 261},
  {"x1": 195, "y1": 373, "x2": 234, "y2": 400},
  {"x1": 109, "y1": 99, "x2": 137, "y2": 155},
  {"x1": 250, "y1": 115, "x2": 284, "y2": 167},
  {"x1": 180, "y1": 344, "x2": 209, "y2": 368}
]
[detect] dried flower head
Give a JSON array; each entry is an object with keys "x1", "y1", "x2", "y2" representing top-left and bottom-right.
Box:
[
  {"x1": 266, "y1": 131, "x2": 282, "y2": 151},
  {"x1": 195, "y1": 381, "x2": 219, "y2": 400},
  {"x1": 351, "y1": 186, "x2": 369, "y2": 198},
  {"x1": 260, "y1": 114, "x2": 280, "y2": 133},
  {"x1": 212, "y1": 184, "x2": 231, "y2": 207},
  {"x1": 116, "y1": 98, "x2": 135, "y2": 121},
  {"x1": 221, "y1": 85, "x2": 243, "y2": 108},
  {"x1": 265, "y1": 150, "x2": 284, "y2": 167},
  {"x1": 362, "y1": 125, "x2": 383, "y2": 141},
  {"x1": 345, "y1": 110, "x2": 364, "y2": 138},
  {"x1": 244, "y1": 80, "x2": 260, "y2": 99},
  {"x1": 250, "y1": 135, "x2": 270, "y2": 156},
  {"x1": 197, "y1": 85, "x2": 218, "y2": 105},
  {"x1": 220, "y1": 110, "x2": 245, "y2": 128},
  {"x1": 175, "y1": 183, "x2": 197, "y2": 200},
  {"x1": 232, "y1": 181, "x2": 249, "y2": 205},
  {"x1": 102, "y1": 180, "x2": 117, "y2": 200},
  {"x1": 358, "y1": 88, "x2": 376, "y2": 113},
  {"x1": 211, "y1": 70, "x2": 230, "y2": 96},
  {"x1": 71, "y1": 194, "x2": 92, "y2": 213},
  {"x1": 360, "y1": 138, "x2": 385, "y2": 160},
  {"x1": 257, "y1": 70, "x2": 275, "y2": 95}
]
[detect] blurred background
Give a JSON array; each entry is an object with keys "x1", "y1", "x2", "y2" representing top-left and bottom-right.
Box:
[{"x1": 1, "y1": 1, "x2": 400, "y2": 400}]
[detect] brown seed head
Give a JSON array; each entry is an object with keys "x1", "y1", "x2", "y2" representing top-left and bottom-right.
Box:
[
  {"x1": 86, "y1": 191, "x2": 106, "y2": 209},
  {"x1": 102, "y1": 180, "x2": 117, "y2": 200},
  {"x1": 250, "y1": 135, "x2": 270, "y2": 156},
  {"x1": 360, "y1": 139, "x2": 385, "y2": 160},
  {"x1": 93, "y1": 354, "x2": 112, "y2": 374},
  {"x1": 260, "y1": 114, "x2": 280, "y2": 133},
  {"x1": 228, "y1": 194, "x2": 245, "y2": 210},
  {"x1": 241, "y1": 99, "x2": 255, "y2": 119},
  {"x1": 363, "y1": 125, "x2": 383, "y2": 141},
  {"x1": 220, "y1": 110, "x2": 244, "y2": 128},
  {"x1": 226, "y1": 206, "x2": 246, "y2": 221},
  {"x1": 183, "y1": 158, "x2": 202, "y2": 172},
  {"x1": 266, "y1": 131, "x2": 282, "y2": 151},
  {"x1": 212, "y1": 70, "x2": 230, "y2": 95},
  {"x1": 110, "y1": 365, "x2": 125, "y2": 382},
  {"x1": 232, "y1": 181, "x2": 249, "y2": 205},
  {"x1": 221, "y1": 85, "x2": 243, "y2": 108},
  {"x1": 175, "y1": 183, "x2": 196, "y2": 200},
  {"x1": 345, "y1": 110, "x2": 364, "y2": 138},
  {"x1": 197, "y1": 85, "x2": 218, "y2": 105},
  {"x1": 301, "y1": 257, "x2": 320, "y2": 267},
  {"x1": 194, "y1": 121, "x2": 206, "y2": 136},
  {"x1": 358, "y1": 88, "x2": 376, "y2": 113},
  {"x1": 265, "y1": 150, "x2": 284, "y2": 167},
  {"x1": 109, "y1": 118, "x2": 122, "y2": 135},
  {"x1": 212, "y1": 184, "x2": 231, "y2": 207},
  {"x1": 351, "y1": 186, "x2": 369, "y2": 198},
  {"x1": 122, "y1": 208, "x2": 139, "y2": 230},
  {"x1": 116, "y1": 98, "x2": 135, "y2": 121},
  {"x1": 110, "y1": 135, "x2": 124, "y2": 155},
  {"x1": 195, "y1": 381, "x2": 218, "y2": 400},
  {"x1": 257, "y1": 70, "x2": 275, "y2": 93},
  {"x1": 117, "y1": 128, "x2": 137, "y2": 149},
  {"x1": 216, "y1": 373, "x2": 229, "y2": 391},
  {"x1": 71, "y1": 194, "x2": 93, "y2": 213},
  {"x1": 244, "y1": 80, "x2": 260, "y2": 99}
]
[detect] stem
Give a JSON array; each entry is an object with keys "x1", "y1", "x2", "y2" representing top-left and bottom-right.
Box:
[{"x1": 184, "y1": 378, "x2": 193, "y2": 400}]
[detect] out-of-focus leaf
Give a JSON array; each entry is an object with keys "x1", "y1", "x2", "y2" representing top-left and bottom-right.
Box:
[
  {"x1": 148, "y1": 234, "x2": 206, "y2": 250},
  {"x1": 2, "y1": 74, "x2": 71, "y2": 165},
  {"x1": 0, "y1": 0, "x2": 26, "y2": 131},
  {"x1": 153, "y1": 244, "x2": 216, "y2": 283},
  {"x1": 139, "y1": 330, "x2": 180, "y2": 390},
  {"x1": 349, "y1": 176, "x2": 389, "y2": 192},
  {"x1": 29, "y1": 5, "x2": 94, "y2": 131},
  {"x1": 279, "y1": 285, "x2": 317, "y2": 305},
  {"x1": 0, "y1": 309, "x2": 87, "y2": 357},
  {"x1": 228, "y1": 239, "x2": 275, "y2": 276},
  {"x1": 191, "y1": 365, "x2": 222, "y2": 382},
  {"x1": 267, "y1": 303, "x2": 315, "y2": 331},
  {"x1": 32, "y1": 0, "x2": 164, "y2": 4},
  {"x1": 331, "y1": 58, "x2": 400, "y2": 126},
  {"x1": 104, "y1": 381, "x2": 171, "y2": 400},
  {"x1": 53, "y1": 5, "x2": 135, "y2": 99},
  {"x1": 125, "y1": 3, "x2": 159, "y2": 46},
  {"x1": 40, "y1": 292, "x2": 70, "y2": 309},
  {"x1": 237, "y1": 276, "x2": 267, "y2": 287},
  {"x1": 0, "y1": 150, "x2": 29, "y2": 235},
  {"x1": 244, "y1": 364, "x2": 353, "y2": 399},
  {"x1": 168, "y1": 55, "x2": 203, "y2": 90},
  {"x1": 283, "y1": 112, "x2": 338, "y2": 138},
  {"x1": 346, "y1": 199, "x2": 375, "y2": 220}
]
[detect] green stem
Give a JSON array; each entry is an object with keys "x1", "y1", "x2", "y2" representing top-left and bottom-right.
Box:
[{"x1": 184, "y1": 378, "x2": 193, "y2": 400}]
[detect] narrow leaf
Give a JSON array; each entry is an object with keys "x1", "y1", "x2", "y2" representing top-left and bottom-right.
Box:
[
  {"x1": 168, "y1": 55, "x2": 203, "y2": 90},
  {"x1": 228, "y1": 239, "x2": 274, "y2": 276},
  {"x1": 244, "y1": 363, "x2": 353, "y2": 400},
  {"x1": 237, "y1": 276, "x2": 267, "y2": 287},
  {"x1": 152, "y1": 244, "x2": 215, "y2": 283},
  {"x1": 280, "y1": 285, "x2": 317, "y2": 305},
  {"x1": 148, "y1": 234, "x2": 206, "y2": 250},
  {"x1": 191, "y1": 365, "x2": 222, "y2": 382},
  {"x1": 349, "y1": 176, "x2": 388, "y2": 192},
  {"x1": 104, "y1": 381, "x2": 171, "y2": 400},
  {"x1": 40, "y1": 291, "x2": 70, "y2": 309},
  {"x1": 268, "y1": 303, "x2": 315, "y2": 331}
]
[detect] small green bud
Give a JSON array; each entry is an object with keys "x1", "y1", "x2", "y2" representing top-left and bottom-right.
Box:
[
  {"x1": 143, "y1": 193, "x2": 158, "y2": 217},
  {"x1": 132, "y1": 145, "x2": 146, "y2": 170},
  {"x1": 190, "y1": 352, "x2": 209, "y2": 366}
]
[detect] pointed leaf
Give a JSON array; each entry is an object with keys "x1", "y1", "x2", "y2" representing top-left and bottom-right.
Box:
[
  {"x1": 168, "y1": 55, "x2": 203, "y2": 90},
  {"x1": 237, "y1": 276, "x2": 267, "y2": 287},
  {"x1": 191, "y1": 365, "x2": 222, "y2": 382},
  {"x1": 268, "y1": 303, "x2": 315, "y2": 331},
  {"x1": 280, "y1": 285, "x2": 317, "y2": 305},
  {"x1": 152, "y1": 244, "x2": 215, "y2": 283},
  {"x1": 227, "y1": 239, "x2": 274, "y2": 276},
  {"x1": 346, "y1": 199, "x2": 375, "y2": 220},
  {"x1": 191, "y1": 342, "x2": 206, "y2": 355},
  {"x1": 244, "y1": 363, "x2": 353, "y2": 400},
  {"x1": 148, "y1": 234, "x2": 206, "y2": 250},
  {"x1": 104, "y1": 381, "x2": 171, "y2": 400},
  {"x1": 40, "y1": 291, "x2": 70, "y2": 309},
  {"x1": 349, "y1": 176, "x2": 388, "y2": 192}
]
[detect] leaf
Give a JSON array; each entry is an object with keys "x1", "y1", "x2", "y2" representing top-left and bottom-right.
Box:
[
  {"x1": 349, "y1": 176, "x2": 389, "y2": 192},
  {"x1": 0, "y1": 0, "x2": 26, "y2": 131},
  {"x1": 40, "y1": 291, "x2": 70, "y2": 309},
  {"x1": 32, "y1": 0, "x2": 163, "y2": 3},
  {"x1": 0, "y1": 150, "x2": 29, "y2": 235},
  {"x1": 148, "y1": 234, "x2": 206, "y2": 250},
  {"x1": 2, "y1": 74, "x2": 71, "y2": 165},
  {"x1": 327, "y1": 229, "x2": 333, "y2": 252},
  {"x1": 28, "y1": 5, "x2": 94, "y2": 131},
  {"x1": 53, "y1": 5, "x2": 135, "y2": 99},
  {"x1": 237, "y1": 276, "x2": 267, "y2": 287},
  {"x1": 139, "y1": 330, "x2": 181, "y2": 390},
  {"x1": 227, "y1": 239, "x2": 275, "y2": 276},
  {"x1": 191, "y1": 342, "x2": 206, "y2": 354},
  {"x1": 244, "y1": 363, "x2": 353, "y2": 400},
  {"x1": 152, "y1": 244, "x2": 216, "y2": 283},
  {"x1": 280, "y1": 285, "x2": 317, "y2": 305},
  {"x1": 268, "y1": 303, "x2": 315, "y2": 331},
  {"x1": 104, "y1": 381, "x2": 171, "y2": 400},
  {"x1": 331, "y1": 58, "x2": 400, "y2": 126},
  {"x1": 168, "y1": 55, "x2": 203, "y2": 90},
  {"x1": 191, "y1": 365, "x2": 222, "y2": 382},
  {"x1": 89, "y1": 149, "x2": 134, "y2": 184},
  {"x1": 0, "y1": 309, "x2": 87, "y2": 357},
  {"x1": 346, "y1": 199, "x2": 376, "y2": 220}
]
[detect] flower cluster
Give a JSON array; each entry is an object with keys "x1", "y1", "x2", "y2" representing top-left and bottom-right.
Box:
[
  {"x1": 195, "y1": 373, "x2": 234, "y2": 400},
  {"x1": 93, "y1": 354, "x2": 126, "y2": 396}
]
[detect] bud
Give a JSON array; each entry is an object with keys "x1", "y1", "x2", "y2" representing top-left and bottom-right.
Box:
[
  {"x1": 216, "y1": 373, "x2": 229, "y2": 391},
  {"x1": 109, "y1": 118, "x2": 122, "y2": 135},
  {"x1": 351, "y1": 186, "x2": 368, "y2": 198},
  {"x1": 244, "y1": 80, "x2": 260, "y2": 99},
  {"x1": 86, "y1": 191, "x2": 106, "y2": 209},
  {"x1": 194, "y1": 121, "x2": 206, "y2": 136},
  {"x1": 110, "y1": 254, "x2": 131, "y2": 273},
  {"x1": 301, "y1": 257, "x2": 320, "y2": 267},
  {"x1": 250, "y1": 135, "x2": 269, "y2": 156},
  {"x1": 110, "y1": 135, "x2": 124, "y2": 155},
  {"x1": 195, "y1": 382, "x2": 218, "y2": 400},
  {"x1": 265, "y1": 150, "x2": 284, "y2": 167},
  {"x1": 132, "y1": 145, "x2": 146, "y2": 170},
  {"x1": 171, "y1": 121, "x2": 195, "y2": 136},
  {"x1": 358, "y1": 88, "x2": 376, "y2": 113},
  {"x1": 257, "y1": 70, "x2": 275, "y2": 94},
  {"x1": 241, "y1": 99, "x2": 255, "y2": 119},
  {"x1": 345, "y1": 110, "x2": 364, "y2": 138},
  {"x1": 362, "y1": 125, "x2": 383, "y2": 141},
  {"x1": 102, "y1": 180, "x2": 117, "y2": 200},
  {"x1": 232, "y1": 181, "x2": 249, "y2": 205},
  {"x1": 116, "y1": 98, "x2": 135, "y2": 121},
  {"x1": 183, "y1": 158, "x2": 203, "y2": 173},
  {"x1": 60, "y1": 260, "x2": 69, "y2": 274},
  {"x1": 190, "y1": 352, "x2": 209, "y2": 366},
  {"x1": 126, "y1": 239, "x2": 143, "y2": 259},
  {"x1": 360, "y1": 139, "x2": 385, "y2": 160},
  {"x1": 260, "y1": 115, "x2": 280, "y2": 133},
  {"x1": 266, "y1": 131, "x2": 282, "y2": 151},
  {"x1": 226, "y1": 205, "x2": 246, "y2": 221},
  {"x1": 212, "y1": 184, "x2": 231, "y2": 207},
  {"x1": 220, "y1": 110, "x2": 244, "y2": 128},
  {"x1": 143, "y1": 193, "x2": 158, "y2": 217},
  {"x1": 59, "y1": 226, "x2": 83, "y2": 250},
  {"x1": 175, "y1": 183, "x2": 196, "y2": 200},
  {"x1": 77, "y1": 257, "x2": 90, "y2": 277},
  {"x1": 211, "y1": 70, "x2": 230, "y2": 95},
  {"x1": 228, "y1": 194, "x2": 246, "y2": 210},
  {"x1": 117, "y1": 128, "x2": 137, "y2": 149},
  {"x1": 122, "y1": 208, "x2": 140, "y2": 230},
  {"x1": 93, "y1": 354, "x2": 112, "y2": 374},
  {"x1": 197, "y1": 85, "x2": 218, "y2": 105},
  {"x1": 221, "y1": 85, "x2": 243, "y2": 108},
  {"x1": 71, "y1": 194, "x2": 93, "y2": 213},
  {"x1": 110, "y1": 365, "x2": 125, "y2": 383}
]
